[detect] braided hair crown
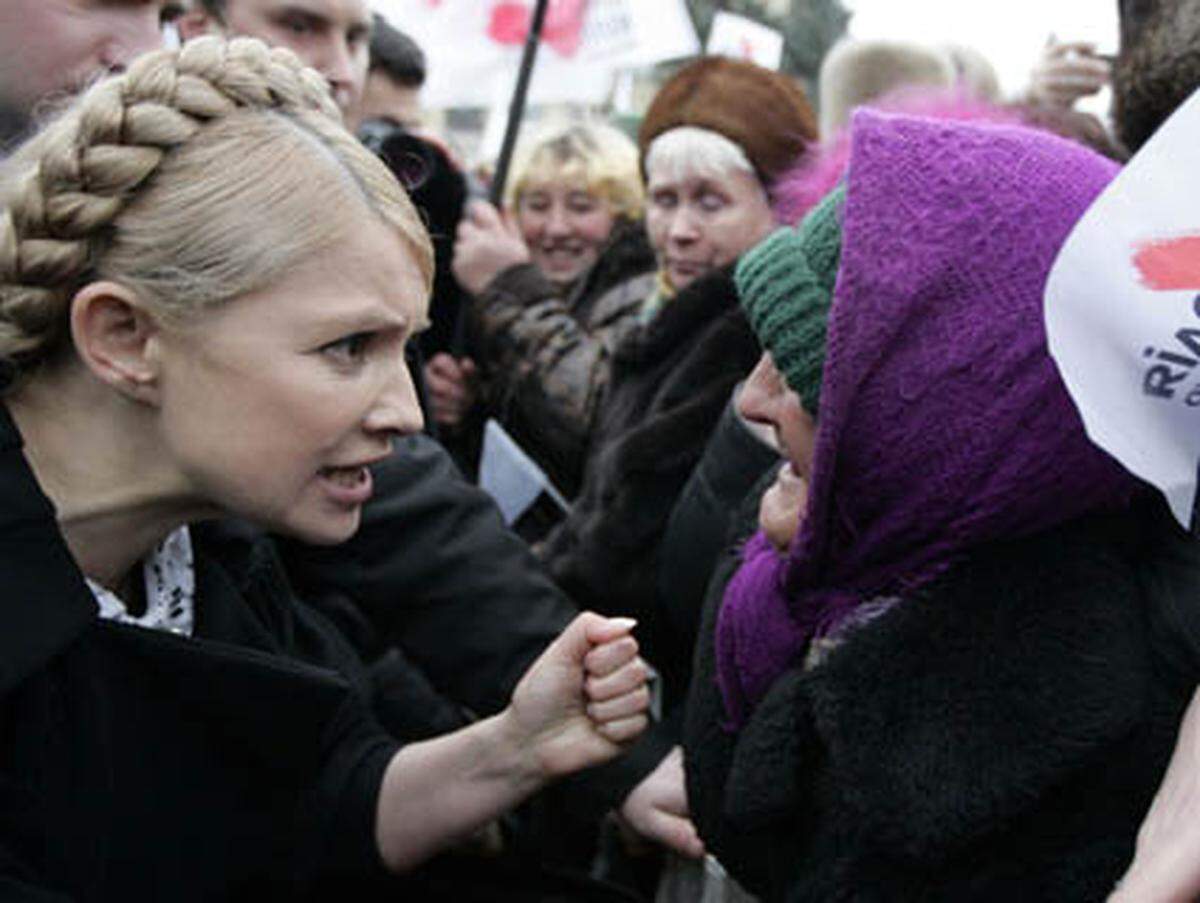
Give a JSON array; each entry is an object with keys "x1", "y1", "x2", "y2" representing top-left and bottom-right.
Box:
[{"x1": 0, "y1": 36, "x2": 431, "y2": 383}]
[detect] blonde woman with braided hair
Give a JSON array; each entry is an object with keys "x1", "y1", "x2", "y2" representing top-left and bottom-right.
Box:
[{"x1": 0, "y1": 37, "x2": 649, "y2": 901}]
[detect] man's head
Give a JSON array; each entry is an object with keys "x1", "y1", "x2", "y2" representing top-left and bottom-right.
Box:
[
  {"x1": 1113, "y1": 0, "x2": 1200, "y2": 152},
  {"x1": 180, "y1": 0, "x2": 372, "y2": 116},
  {"x1": 0, "y1": 0, "x2": 168, "y2": 125},
  {"x1": 358, "y1": 14, "x2": 425, "y2": 129}
]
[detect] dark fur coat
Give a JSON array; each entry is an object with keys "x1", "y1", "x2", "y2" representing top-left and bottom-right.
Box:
[
  {"x1": 686, "y1": 500, "x2": 1200, "y2": 902},
  {"x1": 1113, "y1": 0, "x2": 1200, "y2": 152},
  {"x1": 539, "y1": 266, "x2": 760, "y2": 689}
]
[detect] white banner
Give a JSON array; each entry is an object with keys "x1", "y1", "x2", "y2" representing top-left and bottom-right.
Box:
[
  {"x1": 1046, "y1": 88, "x2": 1200, "y2": 528},
  {"x1": 705, "y1": 11, "x2": 784, "y2": 70},
  {"x1": 374, "y1": 0, "x2": 699, "y2": 108}
]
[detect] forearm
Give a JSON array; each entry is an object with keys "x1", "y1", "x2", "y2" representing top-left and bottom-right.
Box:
[
  {"x1": 374, "y1": 612, "x2": 649, "y2": 872},
  {"x1": 374, "y1": 708, "x2": 543, "y2": 872},
  {"x1": 1110, "y1": 861, "x2": 1200, "y2": 903}
]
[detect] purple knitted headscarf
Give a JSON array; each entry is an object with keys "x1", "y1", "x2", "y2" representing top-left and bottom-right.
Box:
[{"x1": 716, "y1": 111, "x2": 1140, "y2": 730}]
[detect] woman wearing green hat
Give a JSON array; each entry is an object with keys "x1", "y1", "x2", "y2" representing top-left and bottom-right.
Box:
[{"x1": 685, "y1": 110, "x2": 1192, "y2": 900}]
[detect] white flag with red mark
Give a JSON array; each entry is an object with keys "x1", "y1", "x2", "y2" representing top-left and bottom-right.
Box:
[
  {"x1": 1046, "y1": 88, "x2": 1200, "y2": 528},
  {"x1": 705, "y1": 11, "x2": 784, "y2": 70},
  {"x1": 375, "y1": 0, "x2": 700, "y2": 107}
]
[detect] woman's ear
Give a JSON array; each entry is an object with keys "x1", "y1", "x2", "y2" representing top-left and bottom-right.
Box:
[{"x1": 69, "y1": 281, "x2": 164, "y2": 404}]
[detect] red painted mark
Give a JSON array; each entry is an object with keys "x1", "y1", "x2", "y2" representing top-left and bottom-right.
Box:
[
  {"x1": 1134, "y1": 234, "x2": 1200, "y2": 291},
  {"x1": 488, "y1": 2, "x2": 529, "y2": 44},
  {"x1": 487, "y1": 0, "x2": 589, "y2": 58}
]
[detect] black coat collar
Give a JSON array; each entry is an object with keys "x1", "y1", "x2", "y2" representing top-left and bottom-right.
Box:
[
  {"x1": 0, "y1": 404, "x2": 95, "y2": 695},
  {"x1": 614, "y1": 264, "x2": 739, "y2": 366}
]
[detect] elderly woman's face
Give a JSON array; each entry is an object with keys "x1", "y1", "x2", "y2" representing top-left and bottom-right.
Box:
[
  {"x1": 644, "y1": 160, "x2": 775, "y2": 291},
  {"x1": 738, "y1": 353, "x2": 816, "y2": 478},
  {"x1": 516, "y1": 171, "x2": 617, "y2": 289},
  {"x1": 739, "y1": 352, "x2": 817, "y2": 551},
  {"x1": 153, "y1": 218, "x2": 426, "y2": 544}
]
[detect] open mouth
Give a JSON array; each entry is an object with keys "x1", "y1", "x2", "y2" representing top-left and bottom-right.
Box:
[
  {"x1": 320, "y1": 465, "x2": 368, "y2": 486},
  {"x1": 539, "y1": 246, "x2": 586, "y2": 264},
  {"x1": 317, "y1": 464, "x2": 374, "y2": 506}
]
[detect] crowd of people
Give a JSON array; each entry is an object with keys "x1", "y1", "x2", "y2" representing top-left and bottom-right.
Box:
[{"x1": 4, "y1": 0, "x2": 1200, "y2": 901}]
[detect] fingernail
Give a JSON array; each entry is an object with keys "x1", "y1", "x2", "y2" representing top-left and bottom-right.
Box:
[{"x1": 609, "y1": 617, "x2": 637, "y2": 630}]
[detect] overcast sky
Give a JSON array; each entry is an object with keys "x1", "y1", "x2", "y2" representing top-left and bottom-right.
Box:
[{"x1": 843, "y1": 0, "x2": 1119, "y2": 100}]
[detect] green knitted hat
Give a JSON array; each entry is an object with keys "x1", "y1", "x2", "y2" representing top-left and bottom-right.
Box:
[{"x1": 735, "y1": 184, "x2": 844, "y2": 415}]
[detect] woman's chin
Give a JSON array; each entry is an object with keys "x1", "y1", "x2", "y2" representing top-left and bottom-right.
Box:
[{"x1": 275, "y1": 508, "x2": 362, "y2": 546}]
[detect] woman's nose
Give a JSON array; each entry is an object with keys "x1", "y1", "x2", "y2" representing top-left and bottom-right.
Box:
[{"x1": 364, "y1": 353, "x2": 424, "y2": 440}]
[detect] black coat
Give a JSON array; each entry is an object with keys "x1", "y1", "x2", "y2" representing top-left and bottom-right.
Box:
[
  {"x1": 272, "y1": 433, "x2": 580, "y2": 736},
  {"x1": 540, "y1": 266, "x2": 761, "y2": 702},
  {"x1": 685, "y1": 502, "x2": 1200, "y2": 902},
  {"x1": 268, "y1": 435, "x2": 675, "y2": 850},
  {"x1": 0, "y1": 409, "x2": 396, "y2": 901},
  {"x1": 657, "y1": 399, "x2": 779, "y2": 705},
  {"x1": 472, "y1": 220, "x2": 657, "y2": 497}
]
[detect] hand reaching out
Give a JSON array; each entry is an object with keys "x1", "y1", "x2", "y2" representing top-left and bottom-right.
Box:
[
  {"x1": 374, "y1": 613, "x2": 650, "y2": 872},
  {"x1": 1110, "y1": 685, "x2": 1200, "y2": 901},
  {"x1": 619, "y1": 746, "x2": 706, "y2": 859},
  {"x1": 1027, "y1": 37, "x2": 1111, "y2": 109},
  {"x1": 453, "y1": 200, "x2": 531, "y2": 296},
  {"x1": 424, "y1": 353, "x2": 477, "y2": 429}
]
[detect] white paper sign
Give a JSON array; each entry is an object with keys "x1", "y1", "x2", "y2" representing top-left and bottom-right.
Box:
[
  {"x1": 478, "y1": 419, "x2": 570, "y2": 525},
  {"x1": 374, "y1": 0, "x2": 699, "y2": 108},
  {"x1": 1046, "y1": 88, "x2": 1200, "y2": 528},
  {"x1": 705, "y1": 11, "x2": 784, "y2": 70}
]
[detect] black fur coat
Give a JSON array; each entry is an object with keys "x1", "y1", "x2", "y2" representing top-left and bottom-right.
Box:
[
  {"x1": 539, "y1": 265, "x2": 760, "y2": 689},
  {"x1": 686, "y1": 500, "x2": 1200, "y2": 902}
]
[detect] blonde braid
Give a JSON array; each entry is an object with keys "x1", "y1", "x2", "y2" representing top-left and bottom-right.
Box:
[{"x1": 0, "y1": 37, "x2": 344, "y2": 376}]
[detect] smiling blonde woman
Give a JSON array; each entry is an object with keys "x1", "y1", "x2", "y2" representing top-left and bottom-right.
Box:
[{"x1": 447, "y1": 119, "x2": 657, "y2": 496}]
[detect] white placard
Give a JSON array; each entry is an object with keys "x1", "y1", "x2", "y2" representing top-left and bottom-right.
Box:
[
  {"x1": 375, "y1": 0, "x2": 700, "y2": 108},
  {"x1": 478, "y1": 419, "x2": 569, "y2": 525},
  {"x1": 705, "y1": 11, "x2": 784, "y2": 70},
  {"x1": 1046, "y1": 88, "x2": 1200, "y2": 529}
]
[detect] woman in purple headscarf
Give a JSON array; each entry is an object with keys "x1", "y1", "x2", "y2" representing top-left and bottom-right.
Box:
[{"x1": 683, "y1": 110, "x2": 1196, "y2": 901}]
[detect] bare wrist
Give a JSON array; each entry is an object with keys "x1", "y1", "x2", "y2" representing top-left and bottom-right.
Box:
[{"x1": 493, "y1": 707, "x2": 553, "y2": 793}]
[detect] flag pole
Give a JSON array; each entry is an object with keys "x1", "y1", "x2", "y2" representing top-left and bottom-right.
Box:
[
  {"x1": 451, "y1": 0, "x2": 552, "y2": 357},
  {"x1": 489, "y1": 0, "x2": 552, "y2": 205}
]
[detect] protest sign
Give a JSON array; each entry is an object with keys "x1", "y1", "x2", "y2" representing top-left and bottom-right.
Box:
[
  {"x1": 1046, "y1": 88, "x2": 1200, "y2": 528},
  {"x1": 375, "y1": 0, "x2": 699, "y2": 108},
  {"x1": 705, "y1": 11, "x2": 784, "y2": 70}
]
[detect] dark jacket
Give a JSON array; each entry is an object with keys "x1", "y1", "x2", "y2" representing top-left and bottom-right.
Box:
[
  {"x1": 657, "y1": 398, "x2": 779, "y2": 702},
  {"x1": 539, "y1": 266, "x2": 761, "y2": 702},
  {"x1": 474, "y1": 220, "x2": 656, "y2": 496},
  {"x1": 274, "y1": 433, "x2": 578, "y2": 729},
  {"x1": 685, "y1": 501, "x2": 1199, "y2": 902},
  {"x1": 269, "y1": 435, "x2": 676, "y2": 851},
  {"x1": 0, "y1": 408, "x2": 396, "y2": 902}
]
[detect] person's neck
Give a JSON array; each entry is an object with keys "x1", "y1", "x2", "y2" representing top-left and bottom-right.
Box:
[{"x1": 7, "y1": 366, "x2": 217, "y2": 591}]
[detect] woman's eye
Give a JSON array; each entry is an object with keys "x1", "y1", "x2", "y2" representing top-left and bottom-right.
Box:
[
  {"x1": 280, "y1": 15, "x2": 313, "y2": 36},
  {"x1": 698, "y1": 192, "x2": 726, "y2": 212},
  {"x1": 321, "y1": 333, "x2": 372, "y2": 365},
  {"x1": 651, "y1": 191, "x2": 677, "y2": 209},
  {"x1": 567, "y1": 195, "x2": 598, "y2": 214}
]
